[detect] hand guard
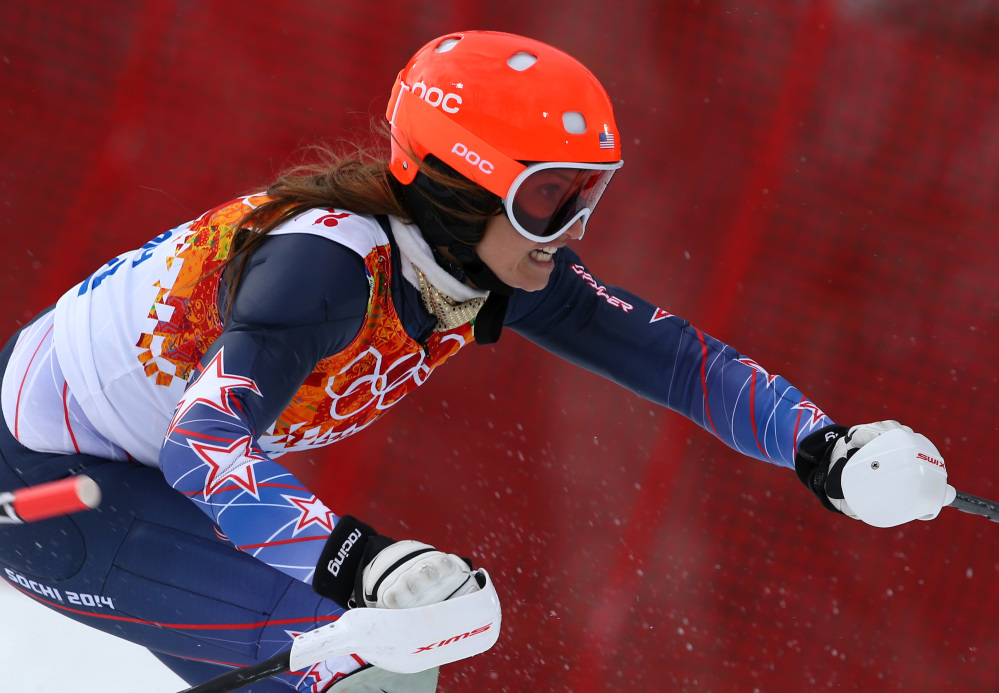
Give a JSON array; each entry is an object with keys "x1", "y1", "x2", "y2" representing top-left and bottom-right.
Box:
[
  {"x1": 827, "y1": 421, "x2": 916, "y2": 518},
  {"x1": 796, "y1": 420, "x2": 952, "y2": 526},
  {"x1": 313, "y1": 515, "x2": 479, "y2": 610}
]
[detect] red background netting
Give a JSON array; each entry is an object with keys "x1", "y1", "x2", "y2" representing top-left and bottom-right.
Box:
[{"x1": 3, "y1": 2, "x2": 999, "y2": 691}]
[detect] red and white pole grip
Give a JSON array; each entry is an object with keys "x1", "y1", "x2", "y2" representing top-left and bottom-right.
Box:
[{"x1": 0, "y1": 475, "x2": 101, "y2": 524}]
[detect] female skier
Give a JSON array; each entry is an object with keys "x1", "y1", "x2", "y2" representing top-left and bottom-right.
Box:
[{"x1": 0, "y1": 30, "x2": 948, "y2": 692}]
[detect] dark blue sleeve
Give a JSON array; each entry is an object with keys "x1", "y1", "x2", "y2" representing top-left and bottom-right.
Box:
[
  {"x1": 158, "y1": 233, "x2": 368, "y2": 585},
  {"x1": 505, "y1": 248, "x2": 834, "y2": 469}
]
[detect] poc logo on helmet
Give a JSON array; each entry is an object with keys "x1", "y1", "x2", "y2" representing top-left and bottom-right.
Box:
[
  {"x1": 411, "y1": 81, "x2": 462, "y2": 114},
  {"x1": 452, "y1": 143, "x2": 494, "y2": 174}
]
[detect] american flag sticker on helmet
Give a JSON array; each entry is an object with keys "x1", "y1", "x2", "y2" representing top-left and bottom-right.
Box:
[{"x1": 599, "y1": 130, "x2": 615, "y2": 149}]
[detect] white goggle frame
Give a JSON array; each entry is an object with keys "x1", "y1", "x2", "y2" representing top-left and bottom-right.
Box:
[{"x1": 502, "y1": 160, "x2": 623, "y2": 243}]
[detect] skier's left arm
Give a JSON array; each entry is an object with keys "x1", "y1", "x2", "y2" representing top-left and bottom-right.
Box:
[
  {"x1": 506, "y1": 248, "x2": 949, "y2": 525},
  {"x1": 507, "y1": 248, "x2": 827, "y2": 469}
]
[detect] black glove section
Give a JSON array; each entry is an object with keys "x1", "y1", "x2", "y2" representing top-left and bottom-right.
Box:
[
  {"x1": 794, "y1": 424, "x2": 848, "y2": 514},
  {"x1": 313, "y1": 515, "x2": 382, "y2": 609}
]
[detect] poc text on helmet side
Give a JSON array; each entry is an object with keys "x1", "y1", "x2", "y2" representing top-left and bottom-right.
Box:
[{"x1": 386, "y1": 30, "x2": 624, "y2": 241}]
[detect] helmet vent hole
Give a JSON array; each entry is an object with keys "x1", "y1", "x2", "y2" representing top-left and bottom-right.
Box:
[
  {"x1": 562, "y1": 111, "x2": 587, "y2": 134},
  {"x1": 507, "y1": 51, "x2": 538, "y2": 71},
  {"x1": 435, "y1": 37, "x2": 461, "y2": 53}
]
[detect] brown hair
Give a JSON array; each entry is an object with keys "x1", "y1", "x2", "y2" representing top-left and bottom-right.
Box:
[{"x1": 218, "y1": 125, "x2": 501, "y2": 310}]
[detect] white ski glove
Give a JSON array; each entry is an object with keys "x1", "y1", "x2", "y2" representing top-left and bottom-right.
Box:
[
  {"x1": 312, "y1": 515, "x2": 480, "y2": 610},
  {"x1": 309, "y1": 518, "x2": 491, "y2": 693},
  {"x1": 360, "y1": 539, "x2": 480, "y2": 609},
  {"x1": 795, "y1": 420, "x2": 952, "y2": 526}
]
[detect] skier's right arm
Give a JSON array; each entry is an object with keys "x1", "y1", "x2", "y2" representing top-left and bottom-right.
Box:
[
  {"x1": 157, "y1": 231, "x2": 479, "y2": 609},
  {"x1": 157, "y1": 232, "x2": 366, "y2": 588}
]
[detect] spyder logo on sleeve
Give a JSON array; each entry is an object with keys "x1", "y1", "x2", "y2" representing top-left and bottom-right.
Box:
[{"x1": 570, "y1": 264, "x2": 634, "y2": 313}]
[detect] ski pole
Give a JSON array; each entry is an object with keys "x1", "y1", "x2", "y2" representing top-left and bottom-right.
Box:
[
  {"x1": 177, "y1": 651, "x2": 291, "y2": 693},
  {"x1": 0, "y1": 475, "x2": 102, "y2": 524},
  {"x1": 948, "y1": 490, "x2": 999, "y2": 523}
]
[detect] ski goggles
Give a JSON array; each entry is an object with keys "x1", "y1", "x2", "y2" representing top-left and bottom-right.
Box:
[
  {"x1": 503, "y1": 161, "x2": 622, "y2": 242},
  {"x1": 389, "y1": 86, "x2": 623, "y2": 243}
]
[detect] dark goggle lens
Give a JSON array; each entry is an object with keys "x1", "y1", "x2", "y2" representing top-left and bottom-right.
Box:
[{"x1": 510, "y1": 167, "x2": 615, "y2": 239}]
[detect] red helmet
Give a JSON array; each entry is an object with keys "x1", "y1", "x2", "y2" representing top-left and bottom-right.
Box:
[{"x1": 386, "y1": 31, "x2": 623, "y2": 242}]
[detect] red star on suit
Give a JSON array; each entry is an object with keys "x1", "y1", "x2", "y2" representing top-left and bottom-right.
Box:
[
  {"x1": 650, "y1": 307, "x2": 673, "y2": 323},
  {"x1": 283, "y1": 494, "x2": 336, "y2": 534},
  {"x1": 190, "y1": 435, "x2": 266, "y2": 498},
  {"x1": 737, "y1": 357, "x2": 779, "y2": 388},
  {"x1": 168, "y1": 347, "x2": 262, "y2": 431},
  {"x1": 792, "y1": 399, "x2": 828, "y2": 428},
  {"x1": 299, "y1": 661, "x2": 359, "y2": 692}
]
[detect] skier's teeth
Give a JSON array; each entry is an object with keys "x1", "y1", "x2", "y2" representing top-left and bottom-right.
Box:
[{"x1": 530, "y1": 246, "x2": 558, "y2": 261}]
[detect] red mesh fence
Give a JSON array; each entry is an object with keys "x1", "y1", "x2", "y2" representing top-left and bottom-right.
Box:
[{"x1": 3, "y1": 1, "x2": 999, "y2": 691}]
